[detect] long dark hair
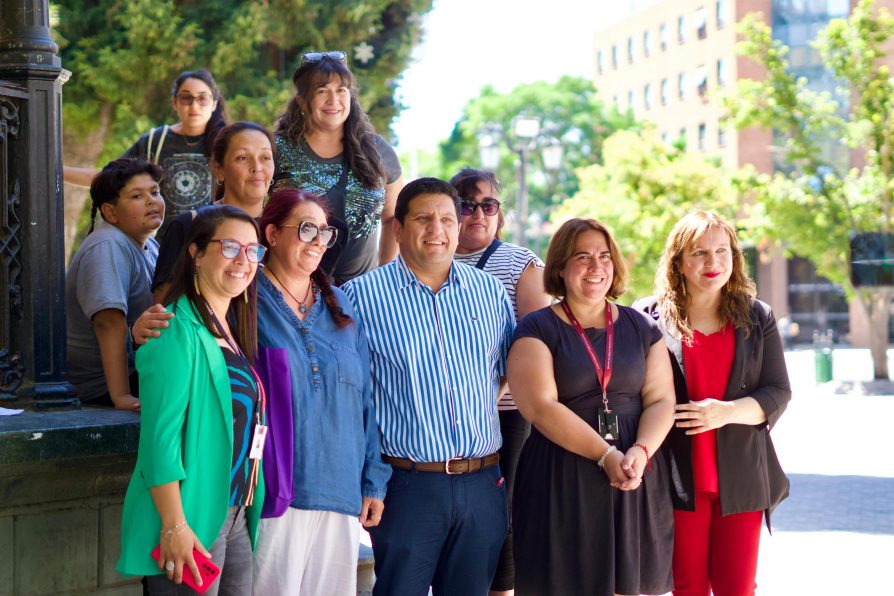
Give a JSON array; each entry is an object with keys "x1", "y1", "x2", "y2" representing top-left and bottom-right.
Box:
[
  {"x1": 89, "y1": 158, "x2": 163, "y2": 233},
  {"x1": 276, "y1": 58, "x2": 385, "y2": 189},
  {"x1": 258, "y1": 189, "x2": 352, "y2": 329},
  {"x1": 211, "y1": 121, "x2": 276, "y2": 200},
  {"x1": 172, "y1": 69, "x2": 228, "y2": 158},
  {"x1": 164, "y1": 205, "x2": 259, "y2": 363}
]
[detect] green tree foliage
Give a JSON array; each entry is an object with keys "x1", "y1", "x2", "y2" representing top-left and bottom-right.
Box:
[
  {"x1": 555, "y1": 128, "x2": 748, "y2": 302},
  {"x1": 723, "y1": 0, "x2": 894, "y2": 378},
  {"x1": 56, "y1": 0, "x2": 433, "y2": 163},
  {"x1": 436, "y1": 76, "x2": 636, "y2": 215}
]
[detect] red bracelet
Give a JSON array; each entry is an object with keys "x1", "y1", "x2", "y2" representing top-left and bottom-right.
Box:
[{"x1": 633, "y1": 442, "x2": 652, "y2": 471}]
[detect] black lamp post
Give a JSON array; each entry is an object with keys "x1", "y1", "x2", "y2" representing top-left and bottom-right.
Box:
[{"x1": 0, "y1": 0, "x2": 78, "y2": 406}]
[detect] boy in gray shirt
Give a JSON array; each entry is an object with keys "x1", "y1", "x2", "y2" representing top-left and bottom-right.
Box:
[{"x1": 65, "y1": 158, "x2": 165, "y2": 410}]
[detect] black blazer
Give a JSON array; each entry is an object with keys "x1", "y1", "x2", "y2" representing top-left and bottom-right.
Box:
[{"x1": 633, "y1": 297, "x2": 792, "y2": 529}]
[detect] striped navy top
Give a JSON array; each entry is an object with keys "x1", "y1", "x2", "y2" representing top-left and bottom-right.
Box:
[
  {"x1": 455, "y1": 241, "x2": 544, "y2": 411},
  {"x1": 342, "y1": 257, "x2": 515, "y2": 462}
]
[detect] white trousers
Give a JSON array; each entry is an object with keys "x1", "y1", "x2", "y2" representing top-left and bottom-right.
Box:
[{"x1": 252, "y1": 508, "x2": 360, "y2": 596}]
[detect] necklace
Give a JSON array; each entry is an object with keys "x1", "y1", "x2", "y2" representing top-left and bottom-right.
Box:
[{"x1": 268, "y1": 267, "x2": 312, "y2": 314}]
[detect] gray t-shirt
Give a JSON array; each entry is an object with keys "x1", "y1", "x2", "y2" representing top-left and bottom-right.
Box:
[{"x1": 65, "y1": 220, "x2": 159, "y2": 401}]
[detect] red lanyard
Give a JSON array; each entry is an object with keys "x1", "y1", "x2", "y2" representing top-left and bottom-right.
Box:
[
  {"x1": 208, "y1": 308, "x2": 266, "y2": 423},
  {"x1": 560, "y1": 300, "x2": 614, "y2": 412}
]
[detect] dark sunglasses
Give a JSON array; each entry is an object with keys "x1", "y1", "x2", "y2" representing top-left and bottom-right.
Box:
[
  {"x1": 281, "y1": 220, "x2": 339, "y2": 248},
  {"x1": 460, "y1": 198, "x2": 501, "y2": 217},
  {"x1": 208, "y1": 239, "x2": 266, "y2": 263},
  {"x1": 301, "y1": 51, "x2": 347, "y2": 64},
  {"x1": 175, "y1": 93, "x2": 215, "y2": 107}
]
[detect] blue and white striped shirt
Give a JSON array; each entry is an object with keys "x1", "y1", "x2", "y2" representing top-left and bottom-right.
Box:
[{"x1": 342, "y1": 256, "x2": 515, "y2": 462}]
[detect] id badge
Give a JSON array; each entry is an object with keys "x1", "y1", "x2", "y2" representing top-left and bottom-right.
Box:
[
  {"x1": 248, "y1": 424, "x2": 268, "y2": 460},
  {"x1": 598, "y1": 409, "x2": 619, "y2": 444}
]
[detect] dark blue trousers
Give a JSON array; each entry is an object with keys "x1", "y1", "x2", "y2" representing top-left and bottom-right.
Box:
[{"x1": 370, "y1": 464, "x2": 508, "y2": 596}]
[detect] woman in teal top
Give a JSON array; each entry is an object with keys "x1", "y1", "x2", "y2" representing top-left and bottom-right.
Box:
[{"x1": 118, "y1": 205, "x2": 266, "y2": 595}]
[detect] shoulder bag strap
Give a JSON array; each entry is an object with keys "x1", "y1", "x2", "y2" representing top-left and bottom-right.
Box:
[
  {"x1": 474, "y1": 239, "x2": 503, "y2": 270},
  {"x1": 152, "y1": 125, "x2": 170, "y2": 164}
]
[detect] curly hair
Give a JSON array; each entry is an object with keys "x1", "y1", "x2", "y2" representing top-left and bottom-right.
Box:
[
  {"x1": 655, "y1": 210, "x2": 756, "y2": 344},
  {"x1": 543, "y1": 218, "x2": 628, "y2": 301},
  {"x1": 276, "y1": 58, "x2": 385, "y2": 189}
]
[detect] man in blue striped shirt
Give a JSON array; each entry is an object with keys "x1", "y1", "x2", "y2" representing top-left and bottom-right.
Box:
[{"x1": 342, "y1": 177, "x2": 515, "y2": 596}]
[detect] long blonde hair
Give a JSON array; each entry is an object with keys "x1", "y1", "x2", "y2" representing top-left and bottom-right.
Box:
[{"x1": 655, "y1": 210, "x2": 755, "y2": 344}]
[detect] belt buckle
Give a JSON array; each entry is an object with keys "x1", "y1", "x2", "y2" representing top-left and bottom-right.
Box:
[{"x1": 445, "y1": 457, "x2": 463, "y2": 475}]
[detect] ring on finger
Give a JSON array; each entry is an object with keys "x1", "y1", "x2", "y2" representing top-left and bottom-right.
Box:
[{"x1": 165, "y1": 560, "x2": 175, "y2": 572}]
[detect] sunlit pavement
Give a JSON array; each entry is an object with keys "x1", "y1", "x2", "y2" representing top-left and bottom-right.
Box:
[{"x1": 754, "y1": 348, "x2": 894, "y2": 595}]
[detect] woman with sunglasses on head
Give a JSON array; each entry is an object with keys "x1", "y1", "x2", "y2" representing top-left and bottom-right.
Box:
[
  {"x1": 449, "y1": 167, "x2": 551, "y2": 596},
  {"x1": 118, "y1": 205, "x2": 267, "y2": 595},
  {"x1": 274, "y1": 51, "x2": 404, "y2": 285},
  {"x1": 250, "y1": 188, "x2": 390, "y2": 595},
  {"x1": 65, "y1": 69, "x2": 228, "y2": 241},
  {"x1": 634, "y1": 211, "x2": 791, "y2": 596}
]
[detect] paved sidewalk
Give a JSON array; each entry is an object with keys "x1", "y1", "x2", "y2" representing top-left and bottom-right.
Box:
[{"x1": 754, "y1": 349, "x2": 894, "y2": 595}]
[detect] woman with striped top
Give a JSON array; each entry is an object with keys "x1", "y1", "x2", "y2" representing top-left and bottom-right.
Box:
[{"x1": 450, "y1": 168, "x2": 551, "y2": 596}]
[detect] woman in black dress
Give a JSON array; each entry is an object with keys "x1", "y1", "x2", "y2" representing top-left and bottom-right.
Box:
[{"x1": 508, "y1": 217, "x2": 676, "y2": 596}]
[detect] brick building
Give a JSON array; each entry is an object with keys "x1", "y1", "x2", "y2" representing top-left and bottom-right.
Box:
[{"x1": 593, "y1": 0, "x2": 892, "y2": 345}]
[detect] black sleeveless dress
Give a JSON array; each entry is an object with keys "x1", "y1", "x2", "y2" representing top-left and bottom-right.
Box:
[{"x1": 512, "y1": 305, "x2": 674, "y2": 596}]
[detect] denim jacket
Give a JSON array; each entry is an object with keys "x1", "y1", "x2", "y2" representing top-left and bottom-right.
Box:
[{"x1": 257, "y1": 273, "x2": 390, "y2": 516}]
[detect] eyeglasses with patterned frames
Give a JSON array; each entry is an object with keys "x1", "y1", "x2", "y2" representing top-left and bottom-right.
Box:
[
  {"x1": 175, "y1": 93, "x2": 215, "y2": 107},
  {"x1": 301, "y1": 51, "x2": 347, "y2": 64},
  {"x1": 207, "y1": 239, "x2": 266, "y2": 263},
  {"x1": 460, "y1": 197, "x2": 501, "y2": 217},
  {"x1": 281, "y1": 220, "x2": 339, "y2": 248}
]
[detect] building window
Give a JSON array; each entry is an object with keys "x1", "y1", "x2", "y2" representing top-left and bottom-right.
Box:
[
  {"x1": 717, "y1": 57, "x2": 728, "y2": 86},
  {"x1": 627, "y1": 36, "x2": 635, "y2": 63},
  {"x1": 644, "y1": 30, "x2": 653, "y2": 57},
  {"x1": 678, "y1": 127, "x2": 687, "y2": 149},
  {"x1": 678, "y1": 15, "x2": 686, "y2": 44},
  {"x1": 612, "y1": 95, "x2": 619, "y2": 110},
  {"x1": 660, "y1": 78, "x2": 669, "y2": 105},
  {"x1": 698, "y1": 123, "x2": 707, "y2": 151},
  {"x1": 597, "y1": 50, "x2": 604, "y2": 74},
  {"x1": 660, "y1": 22, "x2": 669, "y2": 51},
  {"x1": 694, "y1": 6, "x2": 707, "y2": 40},
  {"x1": 718, "y1": 126, "x2": 727, "y2": 148},
  {"x1": 716, "y1": 0, "x2": 727, "y2": 29},
  {"x1": 644, "y1": 83, "x2": 654, "y2": 110},
  {"x1": 678, "y1": 71, "x2": 687, "y2": 100},
  {"x1": 628, "y1": 89, "x2": 636, "y2": 112},
  {"x1": 662, "y1": 131, "x2": 671, "y2": 145},
  {"x1": 612, "y1": 44, "x2": 619, "y2": 69},
  {"x1": 695, "y1": 65, "x2": 708, "y2": 98}
]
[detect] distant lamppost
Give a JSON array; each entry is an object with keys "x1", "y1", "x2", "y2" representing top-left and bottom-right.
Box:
[{"x1": 478, "y1": 117, "x2": 563, "y2": 248}]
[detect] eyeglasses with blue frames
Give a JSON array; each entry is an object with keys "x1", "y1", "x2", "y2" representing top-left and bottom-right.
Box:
[
  {"x1": 280, "y1": 220, "x2": 339, "y2": 248},
  {"x1": 301, "y1": 51, "x2": 347, "y2": 64},
  {"x1": 208, "y1": 239, "x2": 266, "y2": 263},
  {"x1": 460, "y1": 197, "x2": 501, "y2": 217}
]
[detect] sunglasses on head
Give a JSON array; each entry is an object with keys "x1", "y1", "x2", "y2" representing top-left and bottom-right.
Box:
[
  {"x1": 301, "y1": 51, "x2": 347, "y2": 64},
  {"x1": 208, "y1": 239, "x2": 266, "y2": 263},
  {"x1": 281, "y1": 220, "x2": 339, "y2": 248},
  {"x1": 460, "y1": 197, "x2": 501, "y2": 217},
  {"x1": 175, "y1": 93, "x2": 215, "y2": 107}
]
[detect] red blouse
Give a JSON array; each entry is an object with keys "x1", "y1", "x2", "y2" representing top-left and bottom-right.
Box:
[{"x1": 682, "y1": 325, "x2": 735, "y2": 493}]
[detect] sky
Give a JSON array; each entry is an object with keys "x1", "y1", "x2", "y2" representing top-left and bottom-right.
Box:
[{"x1": 391, "y1": 0, "x2": 659, "y2": 155}]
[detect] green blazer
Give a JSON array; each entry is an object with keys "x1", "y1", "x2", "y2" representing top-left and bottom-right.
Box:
[{"x1": 117, "y1": 295, "x2": 265, "y2": 576}]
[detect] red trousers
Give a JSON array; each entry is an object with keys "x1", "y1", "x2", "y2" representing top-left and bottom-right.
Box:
[{"x1": 672, "y1": 491, "x2": 762, "y2": 596}]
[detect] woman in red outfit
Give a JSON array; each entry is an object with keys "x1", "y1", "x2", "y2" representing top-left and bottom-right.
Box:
[{"x1": 634, "y1": 210, "x2": 791, "y2": 596}]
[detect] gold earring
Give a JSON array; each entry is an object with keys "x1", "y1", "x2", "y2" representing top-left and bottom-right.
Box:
[
  {"x1": 243, "y1": 286, "x2": 249, "y2": 304},
  {"x1": 194, "y1": 268, "x2": 201, "y2": 295}
]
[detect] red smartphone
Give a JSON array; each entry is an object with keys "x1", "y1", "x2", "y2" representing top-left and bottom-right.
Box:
[{"x1": 151, "y1": 544, "x2": 220, "y2": 594}]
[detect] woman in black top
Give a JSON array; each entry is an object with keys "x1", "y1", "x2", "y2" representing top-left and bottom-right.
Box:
[{"x1": 274, "y1": 51, "x2": 403, "y2": 284}]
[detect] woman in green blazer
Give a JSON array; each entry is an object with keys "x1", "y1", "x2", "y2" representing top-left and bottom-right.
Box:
[{"x1": 118, "y1": 205, "x2": 266, "y2": 595}]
